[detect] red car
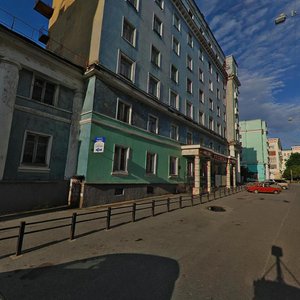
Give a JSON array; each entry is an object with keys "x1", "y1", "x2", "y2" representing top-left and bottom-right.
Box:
[{"x1": 246, "y1": 182, "x2": 281, "y2": 194}]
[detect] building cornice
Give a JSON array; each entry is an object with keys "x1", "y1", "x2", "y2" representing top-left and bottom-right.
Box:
[{"x1": 227, "y1": 74, "x2": 241, "y2": 87}]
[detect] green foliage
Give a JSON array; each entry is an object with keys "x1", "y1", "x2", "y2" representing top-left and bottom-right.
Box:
[
  {"x1": 285, "y1": 153, "x2": 300, "y2": 168},
  {"x1": 283, "y1": 165, "x2": 300, "y2": 180}
]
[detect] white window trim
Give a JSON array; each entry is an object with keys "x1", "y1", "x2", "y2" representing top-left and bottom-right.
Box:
[
  {"x1": 186, "y1": 131, "x2": 193, "y2": 145},
  {"x1": 170, "y1": 64, "x2": 179, "y2": 83},
  {"x1": 117, "y1": 50, "x2": 136, "y2": 83},
  {"x1": 170, "y1": 124, "x2": 179, "y2": 141},
  {"x1": 155, "y1": 0, "x2": 164, "y2": 10},
  {"x1": 126, "y1": 0, "x2": 139, "y2": 11},
  {"x1": 112, "y1": 144, "x2": 130, "y2": 175},
  {"x1": 116, "y1": 98, "x2": 132, "y2": 124},
  {"x1": 121, "y1": 17, "x2": 136, "y2": 47},
  {"x1": 173, "y1": 13, "x2": 181, "y2": 31},
  {"x1": 187, "y1": 32, "x2": 193, "y2": 48},
  {"x1": 187, "y1": 55, "x2": 193, "y2": 71},
  {"x1": 153, "y1": 14, "x2": 163, "y2": 37},
  {"x1": 150, "y1": 44, "x2": 161, "y2": 68},
  {"x1": 169, "y1": 156, "x2": 178, "y2": 177},
  {"x1": 147, "y1": 114, "x2": 159, "y2": 134},
  {"x1": 169, "y1": 89, "x2": 179, "y2": 109},
  {"x1": 186, "y1": 100, "x2": 193, "y2": 119},
  {"x1": 145, "y1": 151, "x2": 157, "y2": 175},
  {"x1": 148, "y1": 73, "x2": 161, "y2": 99},
  {"x1": 19, "y1": 130, "x2": 53, "y2": 172},
  {"x1": 187, "y1": 78, "x2": 193, "y2": 94},
  {"x1": 172, "y1": 36, "x2": 180, "y2": 56}
]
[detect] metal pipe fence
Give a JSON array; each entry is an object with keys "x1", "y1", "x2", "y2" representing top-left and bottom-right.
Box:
[{"x1": 0, "y1": 185, "x2": 247, "y2": 257}]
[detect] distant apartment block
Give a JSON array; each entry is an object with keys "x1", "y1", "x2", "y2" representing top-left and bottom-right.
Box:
[
  {"x1": 268, "y1": 138, "x2": 283, "y2": 179},
  {"x1": 282, "y1": 146, "x2": 300, "y2": 172},
  {"x1": 240, "y1": 120, "x2": 269, "y2": 182}
]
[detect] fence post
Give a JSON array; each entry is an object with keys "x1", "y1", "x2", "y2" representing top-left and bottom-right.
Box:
[
  {"x1": 191, "y1": 194, "x2": 194, "y2": 206},
  {"x1": 179, "y1": 196, "x2": 183, "y2": 209},
  {"x1": 16, "y1": 221, "x2": 26, "y2": 256},
  {"x1": 152, "y1": 200, "x2": 155, "y2": 216},
  {"x1": 106, "y1": 207, "x2": 111, "y2": 230},
  {"x1": 214, "y1": 190, "x2": 216, "y2": 200},
  {"x1": 200, "y1": 193, "x2": 202, "y2": 204},
  {"x1": 132, "y1": 203, "x2": 136, "y2": 222},
  {"x1": 167, "y1": 198, "x2": 170, "y2": 212},
  {"x1": 70, "y1": 212, "x2": 77, "y2": 240}
]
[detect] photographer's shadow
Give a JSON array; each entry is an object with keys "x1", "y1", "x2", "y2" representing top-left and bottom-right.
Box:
[{"x1": 253, "y1": 245, "x2": 300, "y2": 299}]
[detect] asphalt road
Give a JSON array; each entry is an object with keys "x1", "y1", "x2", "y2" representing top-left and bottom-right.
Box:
[{"x1": 0, "y1": 185, "x2": 300, "y2": 299}]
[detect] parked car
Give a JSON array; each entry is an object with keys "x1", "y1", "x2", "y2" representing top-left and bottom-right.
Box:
[
  {"x1": 273, "y1": 179, "x2": 289, "y2": 190},
  {"x1": 246, "y1": 182, "x2": 282, "y2": 194}
]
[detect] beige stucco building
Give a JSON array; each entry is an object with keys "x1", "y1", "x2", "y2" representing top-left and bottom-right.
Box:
[{"x1": 268, "y1": 138, "x2": 282, "y2": 179}]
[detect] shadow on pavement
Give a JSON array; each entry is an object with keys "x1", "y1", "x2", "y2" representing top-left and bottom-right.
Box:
[
  {"x1": 253, "y1": 245, "x2": 300, "y2": 299},
  {"x1": 0, "y1": 253, "x2": 179, "y2": 300}
]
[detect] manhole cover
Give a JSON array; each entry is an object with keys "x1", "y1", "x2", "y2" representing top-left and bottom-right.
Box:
[{"x1": 207, "y1": 206, "x2": 226, "y2": 212}]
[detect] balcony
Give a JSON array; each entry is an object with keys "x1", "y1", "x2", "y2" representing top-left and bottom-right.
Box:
[{"x1": 34, "y1": 0, "x2": 54, "y2": 19}]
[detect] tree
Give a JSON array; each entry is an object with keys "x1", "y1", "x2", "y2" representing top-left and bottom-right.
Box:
[{"x1": 283, "y1": 153, "x2": 300, "y2": 180}]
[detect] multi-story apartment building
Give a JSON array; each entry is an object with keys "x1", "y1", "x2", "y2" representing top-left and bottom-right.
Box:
[
  {"x1": 282, "y1": 146, "x2": 300, "y2": 172},
  {"x1": 240, "y1": 119, "x2": 269, "y2": 182},
  {"x1": 225, "y1": 55, "x2": 241, "y2": 183},
  {"x1": 44, "y1": 0, "x2": 238, "y2": 205},
  {"x1": 268, "y1": 138, "x2": 282, "y2": 179}
]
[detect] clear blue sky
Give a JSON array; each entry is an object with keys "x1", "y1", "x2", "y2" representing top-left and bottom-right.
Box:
[{"x1": 1, "y1": 0, "x2": 299, "y2": 148}]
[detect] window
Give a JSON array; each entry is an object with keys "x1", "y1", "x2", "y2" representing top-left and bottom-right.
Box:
[
  {"x1": 148, "y1": 115, "x2": 158, "y2": 134},
  {"x1": 114, "y1": 188, "x2": 124, "y2": 196},
  {"x1": 217, "y1": 123, "x2": 221, "y2": 135},
  {"x1": 223, "y1": 127, "x2": 227, "y2": 138},
  {"x1": 217, "y1": 88, "x2": 220, "y2": 100},
  {"x1": 187, "y1": 55, "x2": 193, "y2": 71},
  {"x1": 172, "y1": 36, "x2": 180, "y2": 55},
  {"x1": 151, "y1": 45, "x2": 161, "y2": 67},
  {"x1": 187, "y1": 131, "x2": 193, "y2": 145},
  {"x1": 170, "y1": 65, "x2": 178, "y2": 83},
  {"x1": 199, "y1": 111, "x2": 204, "y2": 125},
  {"x1": 187, "y1": 160, "x2": 193, "y2": 177},
  {"x1": 155, "y1": 0, "x2": 164, "y2": 9},
  {"x1": 209, "y1": 98, "x2": 214, "y2": 110},
  {"x1": 209, "y1": 118, "x2": 214, "y2": 130},
  {"x1": 173, "y1": 14, "x2": 180, "y2": 31},
  {"x1": 188, "y1": 9, "x2": 194, "y2": 19},
  {"x1": 187, "y1": 32, "x2": 193, "y2": 47},
  {"x1": 122, "y1": 18, "x2": 136, "y2": 46},
  {"x1": 216, "y1": 72, "x2": 219, "y2": 82},
  {"x1": 21, "y1": 132, "x2": 51, "y2": 167},
  {"x1": 148, "y1": 74, "x2": 160, "y2": 98},
  {"x1": 127, "y1": 0, "x2": 139, "y2": 10},
  {"x1": 170, "y1": 90, "x2": 179, "y2": 109},
  {"x1": 118, "y1": 52, "x2": 135, "y2": 81},
  {"x1": 169, "y1": 156, "x2": 178, "y2": 176},
  {"x1": 186, "y1": 101, "x2": 193, "y2": 119},
  {"x1": 31, "y1": 77, "x2": 56, "y2": 105},
  {"x1": 146, "y1": 152, "x2": 157, "y2": 174},
  {"x1": 170, "y1": 124, "x2": 178, "y2": 140},
  {"x1": 223, "y1": 111, "x2": 227, "y2": 122},
  {"x1": 153, "y1": 15, "x2": 163, "y2": 36},
  {"x1": 208, "y1": 62, "x2": 212, "y2": 74},
  {"x1": 116, "y1": 100, "x2": 131, "y2": 123},
  {"x1": 199, "y1": 49, "x2": 203, "y2": 61},
  {"x1": 113, "y1": 145, "x2": 129, "y2": 172},
  {"x1": 217, "y1": 106, "x2": 220, "y2": 117},
  {"x1": 209, "y1": 80, "x2": 213, "y2": 92},
  {"x1": 187, "y1": 78, "x2": 193, "y2": 94},
  {"x1": 199, "y1": 89, "x2": 204, "y2": 103},
  {"x1": 198, "y1": 68, "x2": 204, "y2": 82}
]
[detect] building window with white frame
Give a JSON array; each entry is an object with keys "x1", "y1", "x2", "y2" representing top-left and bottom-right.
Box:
[
  {"x1": 116, "y1": 99, "x2": 131, "y2": 123},
  {"x1": 173, "y1": 14, "x2": 180, "y2": 31},
  {"x1": 148, "y1": 74, "x2": 160, "y2": 98},
  {"x1": 209, "y1": 118, "x2": 214, "y2": 130},
  {"x1": 127, "y1": 0, "x2": 139, "y2": 10},
  {"x1": 186, "y1": 101, "x2": 193, "y2": 119},
  {"x1": 113, "y1": 145, "x2": 129, "y2": 173},
  {"x1": 199, "y1": 49, "x2": 204, "y2": 61},
  {"x1": 170, "y1": 124, "x2": 178, "y2": 140},
  {"x1": 187, "y1": 55, "x2": 193, "y2": 71},
  {"x1": 118, "y1": 52, "x2": 135, "y2": 81},
  {"x1": 209, "y1": 98, "x2": 214, "y2": 111},
  {"x1": 187, "y1": 131, "x2": 193, "y2": 145},
  {"x1": 216, "y1": 72, "x2": 219, "y2": 82},
  {"x1": 31, "y1": 77, "x2": 56, "y2": 106},
  {"x1": 20, "y1": 131, "x2": 52, "y2": 168},
  {"x1": 187, "y1": 32, "x2": 193, "y2": 47},
  {"x1": 187, "y1": 78, "x2": 193, "y2": 94},
  {"x1": 209, "y1": 80, "x2": 213, "y2": 92},
  {"x1": 148, "y1": 115, "x2": 158, "y2": 134},
  {"x1": 199, "y1": 111, "x2": 204, "y2": 125},
  {"x1": 155, "y1": 0, "x2": 164, "y2": 9},
  {"x1": 146, "y1": 152, "x2": 157, "y2": 174},
  {"x1": 217, "y1": 88, "x2": 220, "y2": 100},
  {"x1": 122, "y1": 18, "x2": 136, "y2": 46},
  {"x1": 170, "y1": 65, "x2": 178, "y2": 83},
  {"x1": 169, "y1": 156, "x2": 178, "y2": 176},
  {"x1": 153, "y1": 15, "x2": 163, "y2": 36},
  {"x1": 217, "y1": 123, "x2": 221, "y2": 135},
  {"x1": 208, "y1": 61, "x2": 212, "y2": 74},
  {"x1": 172, "y1": 36, "x2": 180, "y2": 55},
  {"x1": 199, "y1": 68, "x2": 204, "y2": 82},
  {"x1": 170, "y1": 90, "x2": 179, "y2": 109},
  {"x1": 187, "y1": 160, "x2": 194, "y2": 177},
  {"x1": 223, "y1": 111, "x2": 227, "y2": 122},
  {"x1": 199, "y1": 89, "x2": 204, "y2": 103},
  {"x1": 217, "y1": 106, "x2": 220, "y2": 117},
  {"x1": 151, "y1": 45, "x2": 161, "y2": 67}
]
